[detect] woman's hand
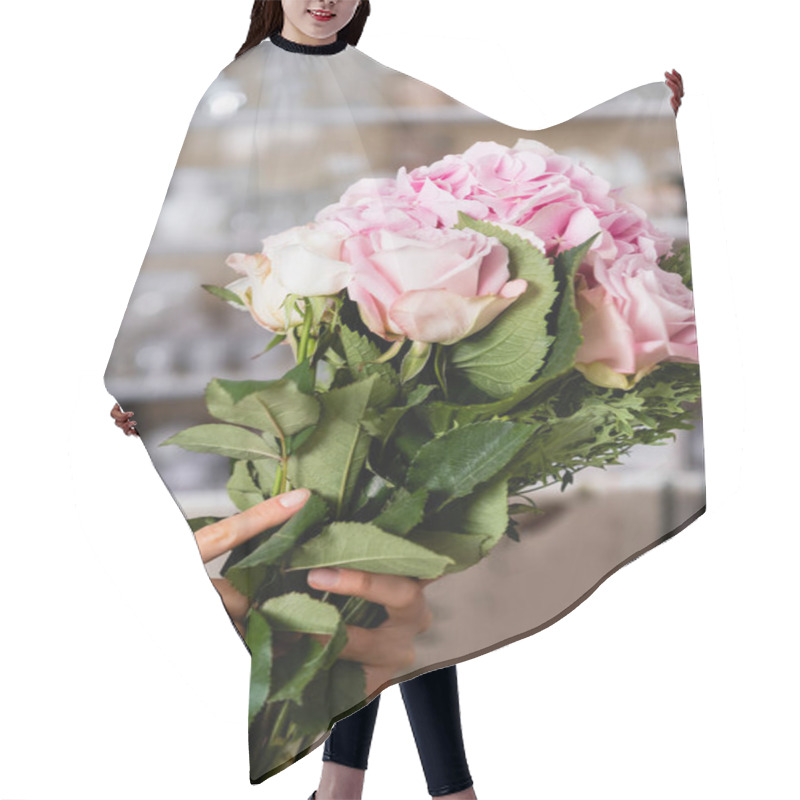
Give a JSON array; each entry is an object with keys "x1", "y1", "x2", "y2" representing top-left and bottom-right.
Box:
[
  {"x1": 192, "y1": 489, "x2": 437, "y2": 697},
  {"x1": 194, "y1": 488, "x2": 313, "y2": 638},
  {"x1": 665, "y1": 68, "x2": 684, "y2": 116},
  {"x1": 110, "y1": 402, "x2": 139, "y2": 436},
  {"x1": 306, "y1": 567, "x2": 436, "y2": 697}
]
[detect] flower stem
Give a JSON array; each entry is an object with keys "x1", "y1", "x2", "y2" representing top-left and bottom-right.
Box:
[{"x1": 297, "y1": 302, "x2": 314, "y2": 363}]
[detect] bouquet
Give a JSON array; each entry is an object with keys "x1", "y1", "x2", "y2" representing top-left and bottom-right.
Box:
[{"x1": 163, "y1": 138, "x2": 700, "y2": 776}]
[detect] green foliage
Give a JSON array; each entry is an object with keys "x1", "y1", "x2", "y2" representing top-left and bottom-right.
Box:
[
  {"x1": 659, "y1": 243, "x2": 693, "y2": 290},
  {"x1": 222, "y1": 493, "x2": 329, "y2": 600},
  {"x1": 161, "y1": 423, "x2": 280, "y2": 461},
  {"x1": 206, "y1": 377, "x2": 320, "y2": 438},
  {"x1": 286, "y1": 521, "x2": 454, "y2": 579},
  {"x1": 286, "y1": 376, "x2": 378, "y2": 516},
  {"x1": 245, "y1": 611, "x2": 273, "y2": 724},
  {"x1": 448, "y1": 214, "x2": 560, "y2": 398},
  {"x1": 505, "y1": 362, "x2": 702, "y2": 491},
  {"x1": 227, "y1": 459, "x2": 278, "y2": 511},
  {"x1": 373, "y1": 487, "x2": 428, "y2": 536},
  {"x1": 406, "y1": 420, "x2": 537, "y2": 504},
  {"x1": 182, "y1": 220, "x2": 702, "y2": 771},
  {"x1": 202, "y1": 283, "x2": 245, "y2": 306},
  {"x1": 408, "y1": 475, "x2": 509, "y2": 574}
]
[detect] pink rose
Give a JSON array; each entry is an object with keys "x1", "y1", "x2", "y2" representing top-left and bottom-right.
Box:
[
  {"x1": 574, "y1": 253, "x2": 698, "y2": 389},
  {"x1": 341, "y1": 225, "x2": 527, "y2": 345},
  {"x1": 315, "y1": 179, "x2": 438, "y2": 237},
  {"x1": 400, "y1": 158, "x2": 491, "y2": 227}
]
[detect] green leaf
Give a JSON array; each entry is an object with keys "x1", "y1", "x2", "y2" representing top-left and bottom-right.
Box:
[
  {"x1": 405, "y1": 529, "x2": 486, "y2": 573},
  {"x1": 223, "y1": 493, "x2": 329, "y2": 579},
  {"x1": 448, "y1": 213, "x2": 560, "y2": 398},
  {"x1": 160, "y1": 424, "x2": 280, "y2": 461},
  {"x1": 259, "y1": 592, "x2": 349, "y2": 698},
  {"x1": 430, "y1": 475, "x2": 508, "y2": 541},
  {"x1": 409, "y1": 476, "x2": 509, "y2": 573},
  {"x1": 659, "y1": 243, "x2": 693, "y2": 290},
  {"x1": 227, "y1": 459, "x2": 277, "y2": 511},
  {"x1": 361, "y1": 384, "x2": 435, "y2": 445},
  {"x1": 418, "y1": 382, "x2": 541, "y2": 434},
  {"x1": 373, "y1": 487, "x2": 428, "y2": 536},
  {"x1": 262, "y1": 333, "x2": 287, "y2": 353},
  {"x1": 287, "y1": 376, "x2": 378, "y2": 515},
  {"x1": 406, "y1": 420, "x2": 537, "y2": 502},
  {"x1": 350, "y1": 473, "x2": 395, "y2": 520},
  {"x1": 400, "y1": 341, "x2": 432, "y2": 384},
  {"x1": 525, "y1": 235, "x2": 595, "y2": 389},
  {"x1": 285, "y1": 425, "x2": 317, "y2": 454},
  {"x1": 286, "y1": 522, "x2": 454, "y2": 579},
  {"x1": 504, "y1": 361, "x2": 701, "y2": 491},
  {"x1": 507, "y1": 502, "x2": 543, "y2": 518},
  {"x1": 206, "y1": 378, "x2": 320, "y2": 437},
  {"x1": 339, "y1": 323, "x2": 395, "y2": 373},
  {"x1": 202, "y1": 283, "x2": 245, "y2": 306},
  {"x1": 260, "y1": 590, "x2": 344, "y2": 636},
  {"x1": 328, "y1": 659, "x2": 368, "y2": 716},
  {"x1": 288, "y1": 658, "x2": 367, "y2": 736},
  {"x1": 285, "y1": 358, "x2": 316, "y2": 395},
  {"x1": 245, "y1": 610, "x2": 273, "y2": 724},
  {"x1": 268, "y1": 635, "x2": 327, "y2": 704}
]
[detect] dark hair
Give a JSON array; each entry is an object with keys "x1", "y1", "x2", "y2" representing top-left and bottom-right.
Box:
[{"x1": 235, "y1": 0, "x2": 371, "y2": 59}]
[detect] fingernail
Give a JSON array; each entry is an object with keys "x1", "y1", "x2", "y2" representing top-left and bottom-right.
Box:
[
  {"x1": 278, "y1": 488, "x2": 310, "y2": 508},
  {"x1": 308, "y1": 568, "x2": 339, "y2": 589}
]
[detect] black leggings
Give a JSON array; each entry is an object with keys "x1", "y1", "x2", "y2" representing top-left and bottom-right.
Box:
[{"x1": 322, "y1": 664, "x2": 474, "y2": 797}]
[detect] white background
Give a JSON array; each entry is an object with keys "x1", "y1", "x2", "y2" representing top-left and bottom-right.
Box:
[{"x1": 1, "y1": 1, "x2": 797, "y2": 798}]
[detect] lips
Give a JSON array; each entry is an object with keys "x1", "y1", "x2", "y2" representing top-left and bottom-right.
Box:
[{"x1": 308, "y1": 9, "x2": 335, "y2": 20}]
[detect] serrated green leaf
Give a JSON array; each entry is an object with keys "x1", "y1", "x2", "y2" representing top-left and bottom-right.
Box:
[
  {"x1": 288, "y1": 658, "x2": 367, "y2": 737},
  {"x1": 339, "y1": 323, "x2": 397, "y2": 378},
  {"x1": 361, "y1": 383, "x2": 436, "y2": 445},
  {"x1": 227, "y1": 459, "x2": 278, "y2": 511},
  {"x1": 405, "y1": 529, "x2": 486, "y2": 574},
  {"x1": 268, "y1": 635, "x2": 326, "y2": 703},
  {"x1": 286, "y1": 522, "x2": 454, "y2": 579},
  {"x1": 286, "y1": 376, "x2": 378, "y2": 516},
  {"x1": 259, "y1": 592, "x2": 348, "y2": 696},
  {"x1": 429, "y1": 475, "x2": 508, "y2": 541},
  {"x1": 245, "y1": 610, "x2": 273, "y2": 724},
  {"x1": 524, "y1": 234, "x2": 596, "y2": 389},
  {"x1": 418, "y1": 382, "x2": 541, "y2": 434},
  {"x1": 373, "y1": 487, "x2": 428, "y2": 536},
  {"x1": 160, "y1": 424, "x2": 280, "y2": 461},
  {"x1": 410, "y1": 476, "x2": 509, "y2": 572},
  {"x1": 448, "y1": 214, "x2": 560, "y2": 398},
  {"x1": 260, "y1": 590, "x2": 343, "y2": 635},
  {"x1": 285, "y1": 358, "x2": 316, "y2": 395},
  {"x1": 406, "y1": 420, "x2": 536, "y2": 502},
  {"x1": 223, "y1": 493, "x2": 329, "y2": 581},
  {"x1": 350, "y1": 473, "x2": 395, "y2": 520},
  {"x1": 206, "y1": 378, "x2": 320, "y2": 437}
]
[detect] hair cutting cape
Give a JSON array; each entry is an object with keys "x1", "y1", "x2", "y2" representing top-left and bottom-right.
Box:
[{"x1": 104, "y1": 32, "x2": 705, "y2": 784}]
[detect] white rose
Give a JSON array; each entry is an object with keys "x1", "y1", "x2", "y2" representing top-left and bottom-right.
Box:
[{"x1": 224, "y1": 224, "x2": 351, "y2": 333}]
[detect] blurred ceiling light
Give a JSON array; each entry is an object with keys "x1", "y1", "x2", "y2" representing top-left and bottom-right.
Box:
[{"x1": 203, "y1": 79, "x2": 247, "y2": 118}]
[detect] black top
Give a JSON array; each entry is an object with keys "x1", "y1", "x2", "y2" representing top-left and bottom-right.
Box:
[{"x1": 269, "y1": 31, "x2": 348, "y2": 55}]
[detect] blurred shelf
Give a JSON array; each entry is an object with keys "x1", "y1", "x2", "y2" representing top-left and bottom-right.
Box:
[{"x1": 191, "y1": 92, "x2": 673, "y2": 130}]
